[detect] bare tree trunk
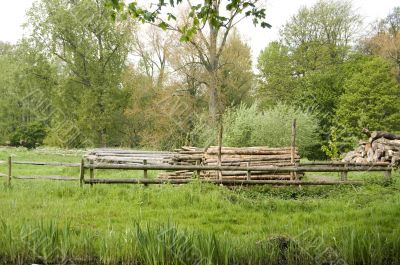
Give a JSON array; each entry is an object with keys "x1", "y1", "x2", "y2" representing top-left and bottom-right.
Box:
[
  {"x1": 208, "y1": 77, "x2": 218, "y2": 123},
  {"x1": 208, "y1": 0, "x2": 219, "y2": 124}
]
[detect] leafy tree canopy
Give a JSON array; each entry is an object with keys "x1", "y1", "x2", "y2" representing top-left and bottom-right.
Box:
[{"x1": 107, "y1": 0, "x2": 270, "y2": 41}]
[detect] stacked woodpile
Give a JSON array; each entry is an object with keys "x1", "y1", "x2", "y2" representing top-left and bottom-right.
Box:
[
  {"x1": 158, "y1": 147, "x2": 205, "y2": 179},
  {"x1": 86, "y1": 146, "x2": 302, "y2": 180},
  {"x1": 159, "y1": 146, "x2": 301, "y2": 180},
  {"x1": 202, "y1": 146, "x2": 300, "y2": 180},
  {"x1": 342, "y1": 130, "x2": 400, "y2": 165},
  {"x1": 85, "y1": 149, "x2": 174, "y2": 165},
  {"x1": 170, "y1": 146, "x2": 205, "y2": 165}
]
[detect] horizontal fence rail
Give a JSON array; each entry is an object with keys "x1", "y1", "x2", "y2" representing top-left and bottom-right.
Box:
[
  {"x1": 85, "y1": 163, "x2": 392, "y2": 172},
  {"x1": 0, "y1": 155, "x2": 394, "y2": 186},
  {"x1": 84, "y1": 178, "x2": 363, "y2": 186},
  {"x1": 299, "y1": 161, "x2": 390, "y2": 166},
  {"x1": 0, "y1": 160, "x2": 80, "y2": 167},
  {"x1": 0, "y1": 157, "x2": 80, "y2": 185},
  {"x1": 14, "y1": 175, "x2": 79, "y2": 181}
]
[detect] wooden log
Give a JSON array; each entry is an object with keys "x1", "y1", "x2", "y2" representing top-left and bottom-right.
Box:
[
  {"x1": 11, "y1": 161, "x2": 81, "y2": 167},
  {"x1": 174, "y1": 151, "x2": 204, "y2": 154},
  {"x1": 80, "y1": 159, "x2": 84, "y2": 187},
  {"x1": 341, "y1": 163, "x2": 348, "y2": 181},
  {"x1": 143, "y1": 159, "x2": 148, "y2": 187},
  {"x1": 291, "y1": 119, "x2": 297, "y2": 180},
  {"x1": 13, "y1": 175, "x2": 79, "y2": 181},
  {"x1": 206, "y1": 162, "x2": 298, "y2": 167},
  {"x1": 89, "y1": 160, "x2": 94, "y2": 187},
  {"x1": 221, "y1": 175, "x2": 292, "y2": 180},
  {"x1": 246, "y1": 162, "x2": 251, "y2": 180},
  {"x1": 89, "y1": 153, "x2": 173, "y2": 158},
  {"x1": 207, "y1": 146, "x2": 292, "y2": 151},
  {"x1": 84, "y1": 178, "x2": 363, "y2": 186},
  {"x1": 217, "y1": 122, "x2": 223, "y2": 180},
  {"x1": 205, "y1": 156, "x2": 297, "y2": 162},
  {"x1": 87, "y1": 163, "x2": 392, "y2": 172},
  {"x1": 384, "y1": 170, "x2": 392, "y2": 179},
  {"x1": 7, "y1": 156, "x2": 12, "y2": 186},
  {"x1": 172, "y1": 155, "x2": 203, "y2": 160},
  {"x1": 204, "y1": 154, "x2": 299, "y2": 161},
  {"x1": 373, "y1": 139, "x2": 400, "y2": 151},
  {"x1": 89, "y1": 156, "x2": 171, "y2": 163},
  {"x1": 89, "y1": 149, "x2": 173, "y2": 155},
  {"x1": 204, "y1": 171, "x2": 294, "y2": 176},
  {"x1": 369, "y1": 131, "x2": 400, "y2": 143},
  {"x1": 301, "y1": 161, "x2": 390, "y2": 166},
  {"x1": 206, "y1": 149, "x2": 294, "y2": 155}
]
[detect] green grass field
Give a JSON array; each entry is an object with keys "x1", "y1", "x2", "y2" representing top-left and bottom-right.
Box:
[{"x1": 0, "y1": 147, "x2": 399, "y2": 264}]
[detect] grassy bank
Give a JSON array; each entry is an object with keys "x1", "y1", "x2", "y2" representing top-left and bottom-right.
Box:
[{"x1": 0, "y1": 147, "x2": 399, "y2": 264}]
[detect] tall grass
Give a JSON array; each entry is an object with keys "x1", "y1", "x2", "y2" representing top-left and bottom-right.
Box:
[
  {"x1": 1, "y1": 147, "x2": 400, "y2": 264},
  {"x1": 1, "y1": 220, "x2": 399, "y2": 265}
]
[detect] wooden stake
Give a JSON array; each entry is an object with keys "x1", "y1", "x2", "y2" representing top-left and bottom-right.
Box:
[
  {"x1": 89, "y1": 160, "x2": 94, "y2": 187},
  {"x1": 7, "y1": 156, "x2": 12, "y2": 186},
  {"x1": 195, "y1": 160, "x2": 200, "y2": 178},
  {"x1": 79, "y1": 158, "x2": 84, "y2": 187},
  {"x1": 217, "y1": 121, "x2": 223, "y2": 180},
  {"x1": 143, "y1": 159, "x2": 148, "y2": 186},
  {"x1": 384, "y1": 169, "x2": 392, "y2": 179},
  {"x1": 341, "y1": 163, "x2": 348, "y2": 181},
  {"x1": 246, "y1": 162, "x2": 251, "y2": 180},
  {"x1": 291, "y1": 119, "x2": 297, "y2": 180}
]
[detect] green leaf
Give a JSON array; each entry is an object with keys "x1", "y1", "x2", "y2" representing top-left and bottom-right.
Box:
[
  {"x1": 179, "y1": 34, "x2": 190, "y2": 42},
  {"x1": 167, "y1": 13, "x2": 176, "y2": 21},
  {"x1": 158, "y1": 21, "x2": 168, "y2": 30},
  {"x1": 261, "y1": 22, "x2": 272, "y2": 28}
]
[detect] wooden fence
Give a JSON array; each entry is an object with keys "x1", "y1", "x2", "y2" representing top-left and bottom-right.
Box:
[{"x1": 1, "y1": 156, "x2": 393, "y2": 186}]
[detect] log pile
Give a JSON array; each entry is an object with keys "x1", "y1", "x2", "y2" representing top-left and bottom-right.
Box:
[
  {"x1": 158, "y1": 146, "x2": 205, "y2": 179},
  {"x1": 202, "y1": 146, "x2": 300, "y2": 180},
  {"x1": 86, "y1": 146, "x2": 303, "y2": 180},
  {"x1": 85, "y1": 149, "x2": 174, "y2": 165},
  {"x1": 170, "y1": 146, "x2": 205, "y2": 165},
  {"x1": 342, "y1": 130, "x2": 400, "y2": 165},
  {"x1": 159, "y1": 146, "x2": 301, "y2": 180}
]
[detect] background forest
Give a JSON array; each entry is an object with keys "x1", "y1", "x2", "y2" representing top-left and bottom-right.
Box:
[{"x1": 0, "y1": 0, "x2": 399, "y2": 160}]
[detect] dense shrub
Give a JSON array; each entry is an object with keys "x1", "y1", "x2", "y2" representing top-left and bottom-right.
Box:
[
  {"x1": 9, "y1": 121, "x2": 47, "y2": 149},
  {"x1": 194, "y1": 103, "x2": 318, "y2": 158}
]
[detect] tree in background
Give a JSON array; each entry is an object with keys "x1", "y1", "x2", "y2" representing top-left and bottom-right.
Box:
[
  {"x1": 361, "y1": 7, "x2": 400, "y2": 82},
  {"x1": 219, "y1": 30, "x2": 254, "y2": 107},
  {"x1": 335, "y1": 55, "x2": 400, "y2": 148},
  {"x1": 257, "y1": 0, "x2": 361, "y2": 158},
  {"x1": 123, "y1": 26, "x2": 254, "y2": 149},
  {"x1": 257, "y1": 41, "x2": 295, "y2": 107},
  {"x1": 109, "y1": 0, "x2": 270, "y2": 123},
  {"x1": 0, "y1": 41, "x2": 56, "y2": 148},
  {"x1": 28, "y1": 0, "x2": 133, "y2": 147}
]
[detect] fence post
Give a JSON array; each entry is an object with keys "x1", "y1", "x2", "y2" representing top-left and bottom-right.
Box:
[
  {"x1": 143, "y1": 159, "x2": 148, "y2": 186},
  {"x1": 291, "y1": 119, "x2": 297, "y2": 180},
  {"x1": 89, "y1": 160, "x2": 94, "y2": 187},
  {"x1": 195, "y1": 160, "x2": 200, "y2": 178},
  {"x1": 384, "y1": 168, "x2": 392, "y2": 179},
  {"x1": 7, "y1": 156, "x2": 12, "y2": 186},
  {"x1": 246, "y1": 162, "x2": 251, "y2": 180},
  {"x1": 217, "y1": 121, "x2": 223, "y2": 180},
  {"x1": 341, "y1": 163, "x2": 348, "y2": 181},
  {"x1": 79, "y1": 158, "x2": 85, "y2": 187}
]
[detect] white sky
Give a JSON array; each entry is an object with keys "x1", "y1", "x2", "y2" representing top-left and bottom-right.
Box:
[{"x1": 0, "y1": 0, "x2": 399, "y2": 62}]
